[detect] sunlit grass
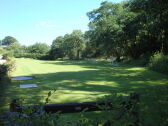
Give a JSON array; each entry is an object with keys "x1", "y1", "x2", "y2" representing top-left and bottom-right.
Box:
[{"x1": 1, "y1": 58, "x2": 168, "y2": 115}]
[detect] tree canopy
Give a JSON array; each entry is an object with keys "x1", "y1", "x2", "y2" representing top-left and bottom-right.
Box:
[
  {"x1": 84, "y1": 0, "x2": 168, "y2": 60},
  {"x1": 28, "y1": 42, "x2": 50, "y2": 54},
  {"x1": 2, "y1": 36, "x2": 18, "y2": 46},
  {"x1": 50, "y1": 30, "x2": 85, "y2": 59},
  {"x1": 1, "y1": 0, "x2": 168, "y2": 61}
]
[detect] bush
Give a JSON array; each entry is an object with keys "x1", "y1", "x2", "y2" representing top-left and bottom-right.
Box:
[
  {"x1": 2, "y1": 51, "x2": 14, "y2": 59},
  {"x1": 0, "y1": 58, "x2": 15, "y2": 80},
  {"x1": 0, "y1": 47, "x2": 4, "y2": 54},
  {"x1": 1, "y1": 93, "x2": 141, "y2": 126},
  {"x1": 148, "y1": 52, "x2": 168, "y2": 74},
  {"x1": 0, "y1": 64, "x2": 8, "y2": 78},
  {"x1": 123, "y1": 56, "x2": 150, "y2": 66},
  {"x1": 15, "y1": 53, "x2": 49, "y2": 60}
]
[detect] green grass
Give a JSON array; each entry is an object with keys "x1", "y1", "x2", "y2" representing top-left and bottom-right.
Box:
[{"x1": 0, "y1": 58, "x2": 168, "y2": 125}]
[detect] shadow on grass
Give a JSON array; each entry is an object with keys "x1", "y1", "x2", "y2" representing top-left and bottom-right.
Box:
[
  {"x1": 1, "y1": 60, "x2": 167, "y2": 125},
  {"x1": 4, "y1": 60, "x2": 168, "y2": 107}
]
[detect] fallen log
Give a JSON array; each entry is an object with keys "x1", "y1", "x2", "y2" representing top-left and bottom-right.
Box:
[{"x1": 10, "y1": 93, "x2": 139, "y2": 114}]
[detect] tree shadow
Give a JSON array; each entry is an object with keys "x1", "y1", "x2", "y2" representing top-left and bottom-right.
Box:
[{"x1": 5, "y1": 61, "x2": 168, "y2": 107}]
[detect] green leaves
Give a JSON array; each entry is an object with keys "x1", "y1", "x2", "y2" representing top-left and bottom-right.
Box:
[
  {"x1": 50, "y1": 30, "x2": 85, "y2": 60},
  {"x1": 86, "y1": 1, "x2": 126, "y2": 58},
  {"x1": 48, "y1": 91, "x2": 51, "y2": 97},
  {"x1": 28, "y1": 43, "x2": 50, "y2": 54},
  {"x1": 45, "y1": 89, "x2": 57, "y2": 104},
  {"x1": 86, "y1": 0, "x2": 168, "y2": 59},
  {"x1": 2, "y1": 36, "x2": 18, "y2": 46}
]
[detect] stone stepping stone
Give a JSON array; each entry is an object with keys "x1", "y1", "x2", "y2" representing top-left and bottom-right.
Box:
[
  {"x1": 0, "y1": 59, "x2": 7, "y2": 64},
  {"x1": 11, "y1": 75, "x2": 33, "y2": 80},
  {"x1": 20, "y1": 84, "x2": 38, "y2": 88}
]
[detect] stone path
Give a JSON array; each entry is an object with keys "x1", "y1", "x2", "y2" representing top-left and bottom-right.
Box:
[
  {"x1": 20, "y1": 84, "x2": 38, "y2": 88},
  {"x1": 11, "y1": 75, "x2": 33, "y2": 80},
  {"x1": 11, "y1": 75, "x2": 38, "y2": 88}
]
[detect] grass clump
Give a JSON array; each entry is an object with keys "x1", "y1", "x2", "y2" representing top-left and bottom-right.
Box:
[{"x1": 148, "y1": 52, "x2": 168, "y2": 74}]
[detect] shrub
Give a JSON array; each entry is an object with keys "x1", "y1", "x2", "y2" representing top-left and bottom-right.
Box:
[
  {"x1": 1, "y1": 93, "x2": 141, "y2": 126},
  {"x1": 15, "y1": 53, "x2": 49, "y2": 60},
  {"x1": 148, "y1": 52, "x2": 168, "y2": 74},
  {"x1": 0, "y1": 58, "x2": 15, "y2": 80},
  {"x1": 2, "y1": 51, "x2": 14, "y2": 59},
  {"x1": 1, "y1": 91, "x2": 168, "y2": 126},
  {"x1": 122, "y1": 57, "x2": 149, "y2": 67},
  {"x1": 0, "y1": 47, "x2": 4, "y2": 54},
  {"x1": 0, "y1": 64, "x2": 8, "y2": 77}
]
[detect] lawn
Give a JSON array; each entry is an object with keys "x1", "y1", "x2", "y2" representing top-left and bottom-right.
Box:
[{"x1": 0, "y1": 58, "x2": 168, "y2": 124}]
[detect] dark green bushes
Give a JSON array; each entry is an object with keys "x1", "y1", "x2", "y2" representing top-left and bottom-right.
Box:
[
  {"x1": 0, "y1": 64, "x2": 8, "y2": 79},
  {"x1": 0, "y1": 58, "x2": 15, "y2": 81},
  {"x1": 148, "y1": 53, "x2": 168, "y2": 74},
  {"x1": 1, "y1": 93, "x2": 140, "y2": 126},
  {"x1": 15, "y1": 53, "x2": 49, "y2": 60},
  {"x1": 1, "y1": 89, "x2": 168, "y2": 126},
  {"x1": 2, "y1": 51, "x2": 14, "y2": 60}
]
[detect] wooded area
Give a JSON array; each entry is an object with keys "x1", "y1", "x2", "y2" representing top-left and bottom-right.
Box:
[{"x1": 0, "y1": 0, "x2": 167, "y2": 62}]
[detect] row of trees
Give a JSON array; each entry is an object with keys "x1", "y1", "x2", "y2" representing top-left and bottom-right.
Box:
[
  {"x1": 85, "y1": 0, "x2": 168, "y2": 61},
  {"x1": 50, "y1": 30, "x2": 85, "y2": 60},
  {"x1": 0, "y1": 36, "x2": 50, "y2": 58},
  {"x1": 0, "y1": 31, "x2": 84, "y2": 60},
  {"x1": 49, "y1": 0, "x2": 168, "y2": 61},
  {"x1": 1, "y1": 0, "x2": 168, "y2": 61}
]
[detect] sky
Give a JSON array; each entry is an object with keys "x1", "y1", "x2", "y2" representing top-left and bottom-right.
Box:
[{"x1": 0, "y1": 0, "x2": 124, "y2": 46}]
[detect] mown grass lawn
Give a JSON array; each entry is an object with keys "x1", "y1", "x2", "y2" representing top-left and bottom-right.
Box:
[{"x1": 0, "y1": 58, "x2": 168, "y2": 124}]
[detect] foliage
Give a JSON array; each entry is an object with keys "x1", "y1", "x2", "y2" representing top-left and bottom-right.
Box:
[
  {"x1": 129, "y1": 0, "x2": 168, "y2": 55},
  {"x1": 1, "y1": 92, "x2": 141, "y2": 126},
  {"x1": 148, "y1": 52, "x2": 168, "y2": 74},
  {"x1": 84, "y1": 0, "x2": 168, "y2": 60},
  {"x1": 2, "y1": 36, "x2": 18, "y2": 46},
  {"x1": 0, "y1": 58, "x2": 15, "y2": 80},
  {"x1": 2, "y1": 51, "x2": 14, "y2": 59},
  {"x1": 50, "y1": 30, "x2": 85, "y2": 60},
  {"x1": 8, "y1": 93, "x2": 167, "y2": 126},
  {"x1": 0, "y1": 47, "x2": 4, "y2": 54},
  {"x1": 123, "y1": 53, "x2": 151, "y2": 66},
  {"x1": 86, "y1": 2, "x2": 125, "y2": 60},
  {"x1": 0, "y1": 64, "x2": 9, "y2": 79},
  {"x1": 15, "y1": 53, "x2": 48, "y2": 60},
  {"x1": 27, "y1": 42, "x2": 50, "y2": 54},
  {"x1": 5, "y1": 42, "x2": 22, "y2": 57},
  {"x1": 1, "y1": 89, "x2": 60, "y2": 126},
  {"x1": 1, "y1": 0, "x2": 168, "y2": 63},
  {"x1": 49, "y1": 36, "x2": 65, "y2": 60},
  {"x1": 2, "y1": 91, "x2": 168, "y2": 126},
  {"x1": 44, "y1": 89, "x2": 57, "y2": 104},
  {"x1": 3, "y1": 42, "x2": 50, "y2": 59}
]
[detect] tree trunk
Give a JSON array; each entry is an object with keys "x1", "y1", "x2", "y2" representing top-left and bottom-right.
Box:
[{"x1": 77, "y1": 50, "x2": 80, "y2": 60}]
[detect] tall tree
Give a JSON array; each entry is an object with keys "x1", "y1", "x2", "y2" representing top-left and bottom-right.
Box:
[
  {"x1": 50, "y1": 36, "x2": 65, "y2": 59},
  {"x1": 69, "y1": 30, "x2": 85, "y2": 59},
  {"x1": 129, "y1": 0, "x2": 168, "y2": 55},
  {"x1": 86, "y1": 0, "x2": 168, "y2": 60},
  {"x1": 50, "y1": 30, "x2": 85, "y2": 60},
  {"x1": 28, "y1": 42, "x2": 50, "y2": 54},
  {"x1": 2, "y1": 36, "x2": 18, "y2": 46},
  {"x1": 6, "y1": 42, "x2": 21, "y2": 55},
  {"x1": 87, "y1": 1, "x2": 125, "y2": 60}
]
